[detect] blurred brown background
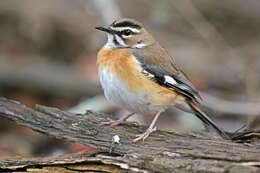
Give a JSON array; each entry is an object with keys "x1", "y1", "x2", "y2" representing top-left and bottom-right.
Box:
[{"x1": 0, "y1": 0, "x2": 259, "y2": 158}]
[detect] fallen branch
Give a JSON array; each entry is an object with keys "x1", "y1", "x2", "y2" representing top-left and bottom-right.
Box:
[{"x1": 0, "y1": 97, "x2": 260, "y2": 172}]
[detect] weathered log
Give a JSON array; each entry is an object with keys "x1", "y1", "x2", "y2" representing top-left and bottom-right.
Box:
[{"x1": 0, "y1": 97, "x2": 260, "y2": 173}]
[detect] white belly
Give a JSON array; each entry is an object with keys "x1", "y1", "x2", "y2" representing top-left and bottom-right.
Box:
[{"x1": 98, "y1": 67, "x2": 164, "y2": 115}]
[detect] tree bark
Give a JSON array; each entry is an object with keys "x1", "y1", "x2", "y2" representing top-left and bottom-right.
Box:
[{"x1": 0, "y1": 97, "x2": 260, "y2": 173}]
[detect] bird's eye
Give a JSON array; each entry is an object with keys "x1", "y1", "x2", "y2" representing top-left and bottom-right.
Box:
[{"x1": 122, "y1": 29, "x2": 132, "y2": 36}]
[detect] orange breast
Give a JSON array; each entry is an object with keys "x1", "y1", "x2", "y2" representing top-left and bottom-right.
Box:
[{"x1": 97, "y1": 48, "x2": 181, "y2": 106}]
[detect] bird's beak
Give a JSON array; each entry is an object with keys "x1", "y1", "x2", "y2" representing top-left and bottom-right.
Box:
[{"x1": 95, "y1": 25, "x2": 114, "y2": 34}]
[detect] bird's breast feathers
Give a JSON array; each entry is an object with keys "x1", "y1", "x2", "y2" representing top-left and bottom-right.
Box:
[{"x1": 97, "y1": 48, "x2": 180, "y2": 110}]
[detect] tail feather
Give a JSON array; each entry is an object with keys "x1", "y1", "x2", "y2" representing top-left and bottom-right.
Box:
[{"x1": 188, "y1": 102, "x2": 230, "y2": 139}]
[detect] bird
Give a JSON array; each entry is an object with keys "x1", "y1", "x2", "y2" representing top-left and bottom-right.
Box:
[{"x1": 96, "y1": 18, "x2": 229, "y2": 142}]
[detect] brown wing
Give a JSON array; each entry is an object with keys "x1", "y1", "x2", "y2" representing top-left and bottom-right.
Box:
[{"x1": 133, "y1": 42, "x2": 201, "y2": 103}]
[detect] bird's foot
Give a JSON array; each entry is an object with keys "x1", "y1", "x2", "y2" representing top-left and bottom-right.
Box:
[
  {"x1": 133, "y1": 126, "x2": 157, "y2": 142},
  {"x1": 101, "y1": 118, "x2": 139, "y2": 127}
]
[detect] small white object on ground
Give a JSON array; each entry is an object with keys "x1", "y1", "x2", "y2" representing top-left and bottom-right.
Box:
[{"x1": 112, "y1": 135, "x2": 120, "y2": 144}]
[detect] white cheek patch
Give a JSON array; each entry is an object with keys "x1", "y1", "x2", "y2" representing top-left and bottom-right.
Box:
[
  {"x1": 115, "y1": 34, "x2": 127, "y2": 46},
  {"x1": 164, "y1": 75, "x2": 178, "y2": 85},
  {"x1": 103, "y1": 34, "x2": 127, "y2": 49}
]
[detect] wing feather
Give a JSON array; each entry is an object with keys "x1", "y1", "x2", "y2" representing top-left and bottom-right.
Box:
[
  {"x1": 133, "y1": 42, "x2": 201, "y2": 102},
  {"x1": 138, "y1": 59, "x2": 201, "y2": 103}
]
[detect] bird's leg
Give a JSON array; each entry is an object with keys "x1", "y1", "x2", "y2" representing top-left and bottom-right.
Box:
[
  {"x1": 133, "y1": 111, "x2": 162, "y2": 142},
  {"x1": 101, "y1": 113, "x2": 139, "y2": 126}
]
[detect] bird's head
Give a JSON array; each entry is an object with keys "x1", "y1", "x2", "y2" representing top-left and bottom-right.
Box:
[{"x1": 96, "y1": 18, "x2": 154, "y2": 49}]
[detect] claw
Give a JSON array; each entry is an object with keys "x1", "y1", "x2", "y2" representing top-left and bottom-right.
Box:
[{"x1": 133, "y1": 126, "x2": 157, "y2": 142}]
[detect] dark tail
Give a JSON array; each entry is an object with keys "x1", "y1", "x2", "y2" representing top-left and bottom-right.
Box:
[{"x1": 188, "y1": 102, "x2": 230, "y2": 140}]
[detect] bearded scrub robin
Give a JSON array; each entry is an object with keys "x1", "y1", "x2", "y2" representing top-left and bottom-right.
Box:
[{"x1": 96, "y1": 18, "x2": 229, "y2": 142}]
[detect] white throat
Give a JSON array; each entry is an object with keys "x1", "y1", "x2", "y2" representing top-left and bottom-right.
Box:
[{"x1": 103, "y1": 34, "x2": 115, "y2": 49}]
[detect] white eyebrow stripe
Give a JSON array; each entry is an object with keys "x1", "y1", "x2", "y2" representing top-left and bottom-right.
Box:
[{"x1": 111, "y1": 26, "x2": 140, "y2": 33}]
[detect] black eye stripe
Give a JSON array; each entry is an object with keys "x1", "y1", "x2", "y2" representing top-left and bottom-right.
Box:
[
  {"x1": 113, "y1": 21, "x2": 141, "y2": 29},
  {"x1": 112, "y1": 35, "x2": 120, "y2": 45},
  {"x1": 115, "y1": 30, "x2": 138, "y2": 36}
]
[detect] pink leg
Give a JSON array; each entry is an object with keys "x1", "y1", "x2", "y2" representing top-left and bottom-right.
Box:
[
  {"x1": 101, "y1": 113, "x2": 139, "y2": 126},
  {"x1": 133, "y1": 111, "x2": 162, "y2": 142}
]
